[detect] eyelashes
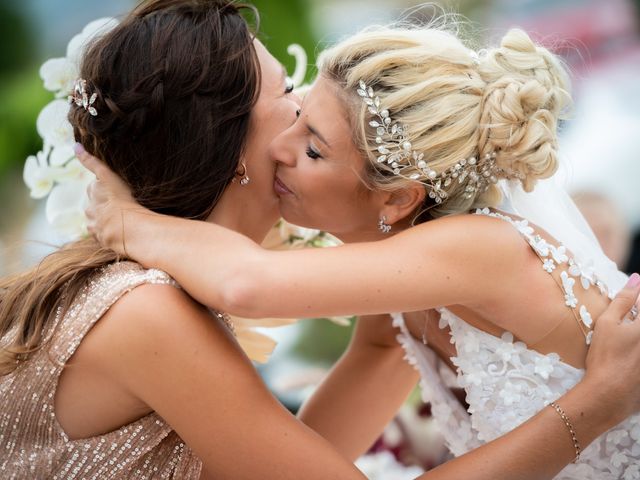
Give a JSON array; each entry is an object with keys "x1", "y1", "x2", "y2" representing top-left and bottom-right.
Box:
[
  {"x1": 285, "y1": 76, "x2": 295, "y2": 94},
  {"x1": 294, "y1": 109, "x2": 322, "y2": 160},
  {"x1": 306, "y1": 146, "x2": 321, "y2": 159}
]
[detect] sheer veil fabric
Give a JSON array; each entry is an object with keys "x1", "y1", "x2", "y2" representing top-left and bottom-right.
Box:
[{"x1": 498, "y1": 176, "x2": 628, "y2": 294}]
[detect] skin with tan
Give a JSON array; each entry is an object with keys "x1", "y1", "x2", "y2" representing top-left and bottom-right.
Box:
[{"x1": 76, "y1": 65, "x2": 640, "y2": 480}]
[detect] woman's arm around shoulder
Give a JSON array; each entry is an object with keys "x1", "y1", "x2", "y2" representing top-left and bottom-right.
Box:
[{"x1": 102, "y1": 210, "x2": 521, "y2": 321}]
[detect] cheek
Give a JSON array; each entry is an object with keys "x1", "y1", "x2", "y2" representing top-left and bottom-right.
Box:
[{"x1": 270, "y1": 99, "x2": 298, "y2": 135}]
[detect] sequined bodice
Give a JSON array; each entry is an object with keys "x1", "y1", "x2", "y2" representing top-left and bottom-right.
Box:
[
  {"x1": 394, "y1": 211, "x2": 640, "y2": 480},
  {"x1": 0, "y1": 262, "x2": 202, "y2": 479}
]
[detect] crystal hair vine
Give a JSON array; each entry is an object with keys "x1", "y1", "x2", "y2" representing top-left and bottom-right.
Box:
[
  {"x1": 357, "y1": 80, "x2": 524, "y2": 205},
  {"x1": 69, "y1": 78, "x2": 98, "y2": 116}
]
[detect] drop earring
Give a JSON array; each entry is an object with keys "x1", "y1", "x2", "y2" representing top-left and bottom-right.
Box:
[{"x1": 378, "y1": 215, "x2": 391, "y2": 233}]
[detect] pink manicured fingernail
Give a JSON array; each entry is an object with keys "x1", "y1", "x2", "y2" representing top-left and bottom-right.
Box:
[
  {"x1": 627, "y1": 273, "x2": 640, "y2": 288},
  {"x1": 73, "y1": 143, "x2": 85, "y2": 155}
]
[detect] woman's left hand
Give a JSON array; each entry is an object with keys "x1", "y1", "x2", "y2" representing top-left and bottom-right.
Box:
[{"x1": 75, "y1": 143, "x2": 148, "y2": 256}]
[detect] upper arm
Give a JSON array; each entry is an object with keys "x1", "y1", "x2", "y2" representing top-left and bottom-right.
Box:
[
  {"x1": 298, "y1": 315, "x2": 419, "y2": 460},
  {"x1": 93, "y1": 284, "x2": 364, "y2": 479},
  {"x1": 236, "y1": 215, "x2": 520, "y2": 319}
]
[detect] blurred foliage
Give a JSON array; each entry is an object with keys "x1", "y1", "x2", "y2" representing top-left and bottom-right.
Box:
[
  {"x1": 0, "y1": 71, "x2": 50, "y2": 177},
  {"x1": 289, "y1": 318, "x2": 355, "y2": 365},
  {"x1": 0, "y1": 1, "x2": 36, "y2": 75},
  {"x1": 250, "y1": 0, "x2": 318, "y2": 82},
  {"x1": 0, "y1": 0, "x2": 47, "y2": 179}
]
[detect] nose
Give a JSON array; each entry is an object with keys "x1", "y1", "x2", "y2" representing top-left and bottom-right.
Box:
[{"x1": 268, "y1": 122, "x2": 297, "y2": 168}]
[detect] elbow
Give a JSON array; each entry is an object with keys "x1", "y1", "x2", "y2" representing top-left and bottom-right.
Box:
[{"x1": 219, "y1": 267, "x2": 264, "y2": 319}]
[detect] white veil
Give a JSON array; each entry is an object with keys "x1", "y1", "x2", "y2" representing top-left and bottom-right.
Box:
[{"x1": 496, "y1": 177, "x2": 628, "y2": 295}]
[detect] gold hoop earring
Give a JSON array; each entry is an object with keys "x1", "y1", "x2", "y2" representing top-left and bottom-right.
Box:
[{"x1": 233, "y1": 162, "x2": 250, "y2": 186}]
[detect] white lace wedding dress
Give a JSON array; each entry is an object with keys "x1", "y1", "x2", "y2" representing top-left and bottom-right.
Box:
[{"x1": 394, "y1": 208, "x2": 640, "y2": 480}]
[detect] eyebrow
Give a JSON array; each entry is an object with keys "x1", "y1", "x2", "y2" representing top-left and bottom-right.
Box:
[{"x1": 306, "y1": 124, "x2": 331, "y2": 149}]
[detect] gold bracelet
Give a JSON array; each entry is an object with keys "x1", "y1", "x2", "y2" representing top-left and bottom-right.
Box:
[{"x1": 550, "y1": 401, "x2": 581, "y2": 462}]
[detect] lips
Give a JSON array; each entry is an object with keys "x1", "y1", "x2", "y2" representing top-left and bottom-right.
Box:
[{"x1": 274, "y1": 176, "x2": 293, "y2": 196}]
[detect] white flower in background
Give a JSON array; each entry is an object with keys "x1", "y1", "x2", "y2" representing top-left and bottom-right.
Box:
[
  {"x1": 36, "y1": 99, "x2": 75, "y2": 148},
  {"x1": 57, "y1": 158, "x2": 95, "y2": 184},
  {"x1": 39, "y1": 57, "x2": 78, "y2": 96},
  {"x1": 278, "y1": 220, "x2": 341, "y2": 248},
  {"x1": 279, "y1": 221, "x2": 321, "y2": 245},
  {"x1": 46, "y1": 182, "x2": 91, "y2": 239},
  {"x1": 287, "y1": 43, "x2": 307, "y2": 88},
  {"x1": 49, "y1": 144, "x2": 75, "y2": 167},
  {"x1": 25, "y1": 17, "x2": 118, "y2": 240},
  {"x1": 23, "y1": 149, "x2": 59, "y2": 199},
  {"x1": 355, "y1": 451, "x2": 423, "y2": 480},
  {"x1": 66, "y1": 18, "x2": 119, "y2": 65}
]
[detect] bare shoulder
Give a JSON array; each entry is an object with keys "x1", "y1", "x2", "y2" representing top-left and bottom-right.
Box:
[
  {"x1": 397, "y1": 211, "x2": 527, "y2": 261},
  {"x1": 83, "y1": 281, "x2": 252, "y2": 394}
]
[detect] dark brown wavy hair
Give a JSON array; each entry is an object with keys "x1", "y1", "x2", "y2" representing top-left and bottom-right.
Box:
[{"x1": 0, "y1": 0, "x2": 261, "y2": 375}]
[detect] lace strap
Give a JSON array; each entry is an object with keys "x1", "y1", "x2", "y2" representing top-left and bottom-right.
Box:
[{"x1": 473, "y1": 208, "x2": 609, "y2": 346}]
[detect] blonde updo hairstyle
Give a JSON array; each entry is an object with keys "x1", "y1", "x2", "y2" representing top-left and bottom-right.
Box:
[{"x1": 318, "y1": 24, "x2": 571, "y2": 220}]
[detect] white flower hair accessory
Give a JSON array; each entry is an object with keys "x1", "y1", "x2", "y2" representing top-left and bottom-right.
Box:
[
  {"x1": 24, "y1": 18, "x2": 118, "y2": 239},
  {"x1": 357, "y1": 80, "x2": 524, "y2": 205}
]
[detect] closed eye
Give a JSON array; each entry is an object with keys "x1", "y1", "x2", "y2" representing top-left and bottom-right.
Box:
[{"x1": 306, "y1": 146, "x2": 322, "y2": 160}]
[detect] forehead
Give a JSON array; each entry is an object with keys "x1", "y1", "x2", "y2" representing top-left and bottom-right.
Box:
[
  {"x1": 305, "y1": 77, "x2": 355, "y2": 148},
  {"x1": 253, "y1": 39, "x2": 282, "y2": 87}
]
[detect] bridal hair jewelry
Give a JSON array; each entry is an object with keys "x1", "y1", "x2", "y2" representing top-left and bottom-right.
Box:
[
  {"x1": 357, "y1": 80, "x2": 524, "y2": 204},
  {"x1": 69, "y1": 79, "x2": 98, "y2": 116},
  {"x1": 232, "y1": 162, "x2": 250, "y2": 186},
  {"x1": 550, "y1": 401, "x2": 581, "y2": 462},
  {"x1": 378, "y1": 215, "x2": 391, "y2": 233}
]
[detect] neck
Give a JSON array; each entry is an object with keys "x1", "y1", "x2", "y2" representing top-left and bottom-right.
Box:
[
  {"x1": 206, "y1": 185, "x2": 279, "y2": 244},
  {"x1": 334, "y1": 219, "x2": 413, "y2": 244}
]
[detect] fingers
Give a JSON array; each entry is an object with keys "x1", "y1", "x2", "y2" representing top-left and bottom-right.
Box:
[
  {"x1": 74, "y1": 143, "x2": 105, "y2": 178},
  {"x1": 603, "y1": 273, "x2": 640, "y2": 324}
]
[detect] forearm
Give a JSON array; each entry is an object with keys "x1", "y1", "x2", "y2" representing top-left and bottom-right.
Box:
[
  {"x1": 299, "y1": 339, "x2": 418, "y2": 461},
  {"x1": 123, "y1": 209, "x2": 262, "y2": 314},
  {"x1": 416, "y1": 378, "x2": 620, "y2": 480}
]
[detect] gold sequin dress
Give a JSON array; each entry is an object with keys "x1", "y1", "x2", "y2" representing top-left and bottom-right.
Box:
[{"x1": 0, "y1": 262, "x2": 202, "y2": 479}]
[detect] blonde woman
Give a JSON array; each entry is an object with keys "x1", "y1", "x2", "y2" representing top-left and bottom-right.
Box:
[{"x1": 82, "y1": 24, "x2": 640, "y2": 478}]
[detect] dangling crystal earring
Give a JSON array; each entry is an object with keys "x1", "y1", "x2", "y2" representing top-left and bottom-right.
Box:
[
  {"x1": 233, "y1": 162, "x2": 250, "y2": 186},
  {"x1": 378, "y1": 215, "x2": 391, "y2": 233}
]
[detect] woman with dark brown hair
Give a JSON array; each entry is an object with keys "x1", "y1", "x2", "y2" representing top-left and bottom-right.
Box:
[{"x1": 3, "y1": 0, "x2": 640, "y2": 478}]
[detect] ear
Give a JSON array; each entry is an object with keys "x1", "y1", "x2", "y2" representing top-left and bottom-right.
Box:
[{"x1": 380, "y1": 184, "x2": 426, "y2": 225}]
